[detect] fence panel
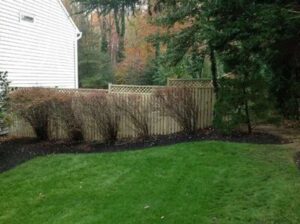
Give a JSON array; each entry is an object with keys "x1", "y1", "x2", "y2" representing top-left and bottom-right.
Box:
[
  {"x1": 108, "y1": 84, "x2": 164, "y2": 94},
  {"x1": 167, "y1": 78, "x2": 213, "y2": 88},
  {"x1": 9, "y1": 85, "x2": 215, "y2": 140}
]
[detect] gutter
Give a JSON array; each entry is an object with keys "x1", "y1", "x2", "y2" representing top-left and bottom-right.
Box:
[{"x1": 77, "y1": 32, "x2": 82, "y2": 40}]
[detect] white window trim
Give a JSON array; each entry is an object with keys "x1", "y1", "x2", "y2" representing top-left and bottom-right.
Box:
[{"x1": 19, "y1": 12, "x2": 36, "y2": 24}]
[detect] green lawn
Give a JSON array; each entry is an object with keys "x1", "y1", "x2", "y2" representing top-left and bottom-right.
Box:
[{"x1": 1, "y1": 141, "x2": 300, "y2": 224}]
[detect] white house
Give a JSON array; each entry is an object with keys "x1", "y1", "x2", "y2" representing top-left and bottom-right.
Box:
[{"x1": 0, "y1": 0, "x2": 81, "y2": 89}]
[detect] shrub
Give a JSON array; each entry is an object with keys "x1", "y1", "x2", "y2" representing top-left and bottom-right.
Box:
[
  {"x1": 155, "y1": 87, "x2": 200, "y2": 135},
  {"x1": 10, "y1": 88, "x2": 56, "y2": 140},
  {"x1": 82, "y1": 92, "x2": 121, "y2": 145},
  {"x1": 214, "y1": 76, "x2": 279, "y2": 135},
  {"x1": 52, "y1": 93, "x2": 84, "y2": 141},
  {"x1": 119, "y1": 94, "x2": 153, "y2": 139},
  {"x1": 0, "y1": 71, "x2": 9, "y2": 120}
]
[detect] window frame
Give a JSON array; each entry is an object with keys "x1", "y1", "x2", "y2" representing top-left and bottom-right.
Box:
[{"x1": 19, "y1": 12, "x2": 36, "y2": 24}]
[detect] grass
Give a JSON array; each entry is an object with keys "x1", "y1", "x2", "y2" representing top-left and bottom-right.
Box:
[{"x1": 0, "y1": 141, "x2": 300, "y2": 224}]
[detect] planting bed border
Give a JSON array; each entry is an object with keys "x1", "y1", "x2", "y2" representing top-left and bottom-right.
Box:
[{"x1": 0, "y1": 129, "x2": 288, "y2": 173}]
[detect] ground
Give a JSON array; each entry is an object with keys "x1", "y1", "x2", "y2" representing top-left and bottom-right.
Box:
[
  {"x1": 256, "y1": 124, "x2": 300, "y2": 150},
  {"x1": 1, "y1": 141, "x2": 300, "y2": 224},
  {"x1": 0, "y1": 131, "x2": 283, "y2": 173}
]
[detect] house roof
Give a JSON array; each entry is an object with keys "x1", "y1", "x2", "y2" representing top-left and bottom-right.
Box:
[{"x1": 57, "y1": 0, "x2": 81, "y2": 36}]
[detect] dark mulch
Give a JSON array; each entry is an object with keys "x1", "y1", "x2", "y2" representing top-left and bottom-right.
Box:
[{"x1": 0, "y1": 129, "x2": 287, "y2": 173}]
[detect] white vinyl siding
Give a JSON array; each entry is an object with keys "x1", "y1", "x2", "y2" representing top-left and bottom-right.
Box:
[{"x1": 0, "y1": 0, "x2": 79, "y2": 88}]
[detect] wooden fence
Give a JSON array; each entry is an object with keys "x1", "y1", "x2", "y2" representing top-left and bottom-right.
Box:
[
  {"x1": 0, "y1": 120, "x2": 8, "y2": 135},
  {"x1": 167, "y1": 78, "x2": 213, "y2": 88},
  {"x1": 108, "y1": 83, "x2": 163, "y2": 94},
  {"x1": 9, "y1": 81, "x2": 215, "y2": 141}
]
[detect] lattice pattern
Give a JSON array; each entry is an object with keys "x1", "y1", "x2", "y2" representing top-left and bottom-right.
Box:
[
  {"x1": 109, "y1": 84, "x2": 163, "y2": 94},
  {"x1": 57, "y1": 88, "x2": 108, "y2": 95},
  {"x1": 168, "y1": 79, "x2": 213, "y2": 88},
  {"x1": 9, "y1": 87, "x2": 108, "y2": 95}
]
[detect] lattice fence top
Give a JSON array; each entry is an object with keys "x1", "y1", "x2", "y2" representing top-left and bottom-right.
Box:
[
  {"x1": 108, "y1": 84, "x2": 164, "y2": 94},
  {"x1": 9, "y1": 87, "x2": 108, "y2": 95},
  {"x1": 9, "y1": 79, "x2": 214, "y2": 96},
  {"x1": 167, "y1": 79, "x2": 213, "y2": 88},
  {"x1": 56, "y1": 88, "x2": 108, "y2": 95}
]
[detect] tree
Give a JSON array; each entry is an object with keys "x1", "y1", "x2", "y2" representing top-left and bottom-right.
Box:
[
  {"x1": 214, "y1": 51, "x2": 276, "y2": 134},
  {"x1": 74, "y1": 0, "x2": 140, "y2": 63},
  {"x1": 147, "y1": 0, "x2": 219, "y2": 90},
  {"x1": 64, "y1": 0, "x2": 114, "y2": 88},
  {"x1": 203, "y1": 1, "x2": 300, "y2": 120},
  {"x1": 149, "y1": 0, "x2": 300, "y2": 133},
  {"x1": 78, "y1": 23, "x2": 114, "y2": 88},
  {"x1": 115, "y1": 12, "x2": 160, "y2": 84}
]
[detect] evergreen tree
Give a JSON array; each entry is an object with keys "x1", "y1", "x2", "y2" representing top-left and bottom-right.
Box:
[
  {"x1": 78, "y1": 25, "x2": 114, "y2": 88},
  {"x1": 150, "y1": 0, "x2": 300, "y2": 132}
]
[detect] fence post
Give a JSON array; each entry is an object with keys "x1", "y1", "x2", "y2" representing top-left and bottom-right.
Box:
[{"x1": 108, "y1": 83, "x2": 112, "y2": 93}]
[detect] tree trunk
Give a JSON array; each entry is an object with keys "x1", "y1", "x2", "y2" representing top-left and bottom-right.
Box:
[
  {"x1": 114, "y1": 4, "x2": 126, "y2": 63},
  {"x1": 99, "y1": 13, "x2": 108, "y2": 53},
  {"x1": 209, "y1": 45, "x2": 219, "y2": 99},
  {"x1": 244, "y1": 99, "x2": 252, "y2": 134},
  {"x1": 155, "y1": 41, "x2": 160, "y2": 59},
  {"x1": 118, "y1": 4, "x2": 126, "y2": 62},
  {"x1": 242, "y1": 79, "x2": 252, "y2": 134}
]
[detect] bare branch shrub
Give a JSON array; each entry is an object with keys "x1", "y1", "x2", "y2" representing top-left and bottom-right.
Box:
[
  {"x1": 10, "y1": 88, "x2": 56, "y2": 140},
  {"x1": 155, "y1": 87, "x2": 200, "y2": 135},
  {"x1": 119, "y1": 94, "x2": 153, "y2": 139},
  {"x1": 82, "y1": 92, "x2": 121, "y2": 145},
  {"x1": 52, "y1": 93, "x2": 84, "y2": 141}
]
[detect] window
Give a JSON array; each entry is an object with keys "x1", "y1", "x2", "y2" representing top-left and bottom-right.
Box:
[{"x1": 20, "y1": 13, "x2": 35, "y2": 23}]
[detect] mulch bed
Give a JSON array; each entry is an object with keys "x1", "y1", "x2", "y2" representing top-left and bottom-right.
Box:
[{"x1": 0, "y1": 129, "x2": 287, "y2": 173}]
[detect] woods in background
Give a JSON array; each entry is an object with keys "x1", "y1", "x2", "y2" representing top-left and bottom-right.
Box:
[
  {"x1": 63, "y1": 0, "x2": 300, "y2": 132},
  {"x1": 63, "y1": 0, "x2": 211, "y2": 87}
]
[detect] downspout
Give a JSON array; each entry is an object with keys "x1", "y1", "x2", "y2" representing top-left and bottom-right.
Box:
[{"x1": 74, "y1": 32, "x2": 82, "y2": 89}]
